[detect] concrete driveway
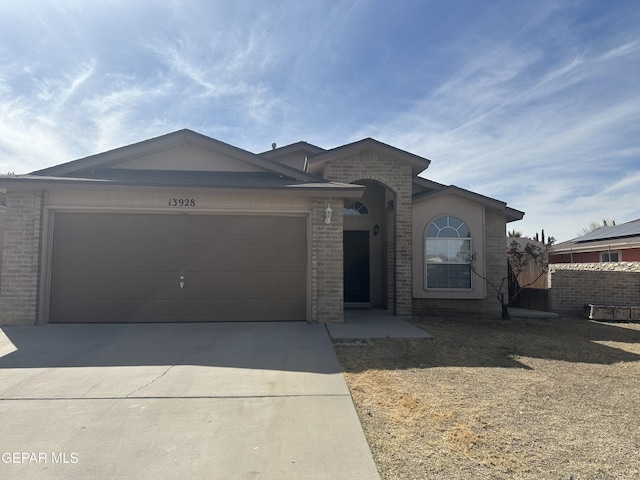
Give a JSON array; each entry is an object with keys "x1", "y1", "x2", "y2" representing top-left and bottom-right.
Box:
[{"x1": 0, "y1": 323, "x2": 380, "y2": 479}]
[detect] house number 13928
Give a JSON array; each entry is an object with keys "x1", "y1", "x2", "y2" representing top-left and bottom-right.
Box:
[{"x1": 168, "y1": 198, "x2": 196, "y2": 207}]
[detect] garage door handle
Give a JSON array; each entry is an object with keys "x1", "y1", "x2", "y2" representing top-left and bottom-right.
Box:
[{"x1": 180, "y1": 276, "x2": 185, "y2": 290}]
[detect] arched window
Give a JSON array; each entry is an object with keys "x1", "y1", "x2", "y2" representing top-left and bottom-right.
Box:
[
  {"x1": 343, "y1": 201, "x2": 369, "y2": 215},
  {"x1": 425, "y1": 216, "x2": 472, "y2": 289}
]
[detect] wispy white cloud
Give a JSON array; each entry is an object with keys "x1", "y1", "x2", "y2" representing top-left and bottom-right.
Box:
[
  {"x1": 356, "y1": 7, "x2": 640, "y2": 240},
  {"x1": 0, "y1": 0, "x2": 637, "y2": 241}
]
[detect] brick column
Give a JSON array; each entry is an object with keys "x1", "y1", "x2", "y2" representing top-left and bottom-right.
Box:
[
  {"x1": 325, "y1": 152, "x2": 414, "y2": 318},
  {"x1": 0, "y1": 191, "x2": 43, "y2": 325},
  {"x1": 311, "y1": 197, "x2": 344, "y2": 323},
  {"x1": 394, "y1": 189, "x2": 413, "y2": 317}
]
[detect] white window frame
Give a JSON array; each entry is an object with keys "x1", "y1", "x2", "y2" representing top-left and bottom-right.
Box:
[
  {"x1": 343, "y1": 201, "x2": 369, "y2": 215},
  {"x1": 600, "y1": 251, "x2": 620, "y2": 262},
  {"x1": 425, "y1": 216, "x2": 472, "y2": 290}
]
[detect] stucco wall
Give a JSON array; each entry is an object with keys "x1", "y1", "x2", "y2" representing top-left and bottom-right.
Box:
[
  {"x1": 549, "y1": 262, "x2": 640, "y2": 316},
  {"x1": 413, "y1": 208, "x2": 509, "y2": 315},
  {"x1": 0, "y1": 191, "x2": 43, "y2": 325},
  {"x1": 412, "y1": 193, "x2": 486, "y2": 300}
]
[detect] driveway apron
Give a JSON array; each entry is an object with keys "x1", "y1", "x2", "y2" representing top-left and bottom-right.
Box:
[{"x1": 0, "y1": 323, "x2": 380, "y2": 479}]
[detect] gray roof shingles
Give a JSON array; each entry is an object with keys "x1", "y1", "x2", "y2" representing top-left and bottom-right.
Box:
[{"x1": 575, "y1": 219, "x2": 640, "y2": 243}]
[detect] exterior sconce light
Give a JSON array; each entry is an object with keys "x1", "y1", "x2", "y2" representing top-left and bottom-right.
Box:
[
  {"x1": 324, "y1": 204, "x2": 333, "y2": 224},
  {"x1": 373, "y1": 224, "x2": 380, "y2": 236}
]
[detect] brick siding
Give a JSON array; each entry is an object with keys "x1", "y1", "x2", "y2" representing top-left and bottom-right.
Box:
[
  {"x1": 0, "y1": 191, "x2": 43, "y2": 325},
  {"x1": 325, "y1": 151, "x2": 413, "y2": 317},
  {"x1": 310, "y1": 197, "x2": 344, "y2": 323}
]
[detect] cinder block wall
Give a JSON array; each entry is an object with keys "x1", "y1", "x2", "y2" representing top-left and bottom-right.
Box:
[
  {"x1": 549, "y1": 262, "x2": 640, "y2": 316},
  {"x1": 0, "y1": 191, "x2": 43, "y2": 325},
  {"x1": 325, "y1": 151, "x2": 413, "y2": 317},
  {"x1": 311, "y1": 197, "x2": 344, "y2": 323}
]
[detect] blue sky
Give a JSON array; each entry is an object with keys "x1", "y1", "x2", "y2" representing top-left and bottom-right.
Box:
[{"x1": 1, "y1": 0, "x2": 638, "y2": 242}]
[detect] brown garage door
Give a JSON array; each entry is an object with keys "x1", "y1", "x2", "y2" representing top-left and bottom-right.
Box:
[{"x1": 49, "y1": 213, "x2": 307, "y2": 322}]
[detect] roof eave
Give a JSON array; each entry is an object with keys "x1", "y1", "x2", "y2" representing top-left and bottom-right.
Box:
[
  {"x1": 412, "y1": 184, "x2": 524, "y2": 222},
  {"x1": 551, "y1": 238, "x2": 640, "y2": 254},
  {"x1": 0, "y1": 176, "x2": 365, "y2": 198}
]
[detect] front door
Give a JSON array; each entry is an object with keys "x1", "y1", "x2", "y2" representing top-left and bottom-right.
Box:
[{"x1": 343, "y1": 230, "x2": 370, "y2": 303}]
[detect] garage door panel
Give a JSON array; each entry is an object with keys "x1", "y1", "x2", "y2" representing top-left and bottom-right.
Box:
[
  {"x1": 278, "y1": 300, "x2": 307, "y2": 320},
  {"x1": 91, "y1": 242, "x2": 122, "y2": 270},
  {"x1": 247, "y1": 243, "x2": 277, "y2": 267},
  {"x1": 185, "y1": 215, "x2": 214, "y2": 239},
  {"x1": 121, "y1": 243, "x2": 155, "y2": 269},
  {"x1": 215, "y1": 272, "x2": 245, "y2": 299},
  {"x1": 87, "y1": 272, "x2": 120, "y2": 299},
  {"x1": 153, "y1": 243, "x2": 184, "y2": 271},
  {"x1": 184, "y1": 300, "x2": 216, "y2": 320},
  {"x1": 214, "y1": 244, "x2": 247, "y2": 271},
  {"x1": 89, "y1": 214, "x2": 120, "y2": 238},
  {"x1": 278, "y1": 272, "x2": 306, "y2": 297},
  {"x1": 153, "y1": 215, "x2": 185, "y2": 238},
  {"x1": 278, "y1": 244, "x2": 306, "y2": 266},
  {"x1": 86, "y1": 299, "x2": 121, "y2": 318},
  {"x1": 184, "y1": 243, "x2": 212, "y2": 270},
  {"x1": 53, "y1": 238, "x2": 90, "y2": 266},
  {"x1": 50, "y1": 213, "x2": 307, "y2": 323},
  {"x1": 182, "y1": 272, "x2": 215, "y2": 299},
  {"x1": 122, "y1": 214, "x2": 156, "y2": 237},
  {"x1": 277, "y1": 217, "x2": 307, "y2": 237},
  {"x1": 246, "y1": 272, "x2": 277, "y2": 298},
  {"x1": 120, "y1": 272, "x2": 153, "y2": 299},
  {"x1": 53, "y1": 270, "x2": 89, "y2": 298},
  {"x1": 216, "y1": 216, "x2": 249, "y2": 238},
  {"x1": 121, "y1": 299, "x2": 183, "y2": 318},
  {"x1": 50, "y1": 299, "x2": 88, "y2": 323},
  {"x1": 151, "y1": 272, "x2": 182, "y2": 299}
]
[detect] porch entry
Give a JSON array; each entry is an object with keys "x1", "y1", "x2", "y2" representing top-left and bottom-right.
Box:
[{"x1": 343, "y1": 230, "x2": 370, "y2": 304}]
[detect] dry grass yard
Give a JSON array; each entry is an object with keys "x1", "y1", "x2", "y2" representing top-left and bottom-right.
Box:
[{"x1": 334, "y1": 314, "x2": 640, "y2": 480}]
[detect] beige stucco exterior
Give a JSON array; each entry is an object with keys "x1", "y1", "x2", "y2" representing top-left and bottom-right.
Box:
[{"x1": 412, "y1": 193, "x2": 487, "y2": 300}]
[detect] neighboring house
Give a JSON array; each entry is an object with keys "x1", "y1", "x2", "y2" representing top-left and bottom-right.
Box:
[
  {"x1": 0, "y1": 129, "x2": 523, "y2": 325},
  {"x1": 549, "y1": 219, "x2": 640, "y2": 264}
]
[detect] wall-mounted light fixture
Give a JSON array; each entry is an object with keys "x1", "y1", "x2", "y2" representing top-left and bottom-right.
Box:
[
  {"x1": 324, "y1": 204, "x2": 333, "y2": 224},
  {"x1": 373, "y1": 224, "x2": 380, "y2": 236}
]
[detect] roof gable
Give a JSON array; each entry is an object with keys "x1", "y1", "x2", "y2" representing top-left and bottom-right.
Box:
[
  {"x1": 308, "y1": 138, "x2": 431, "y2": 176},
  {"x1": 260, "y1": 141, "x2": 326, "y2": 172},
  {"x1": 412, "y1": 179, "x2": 524, "y2": 223},
  {"x1": 116, "y1": 144, "x2": 263, "y2": 172},
  {"x1": 33, "y1": 129, "x2": 318, "y2": 182}
]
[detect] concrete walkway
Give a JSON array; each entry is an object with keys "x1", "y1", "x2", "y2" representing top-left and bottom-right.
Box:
[
  {"x1": 0, "y1": 323, "x2": 380, "y2": 480},
  {"x1": 326, "y1": 309, "x2": 433, "y2": 340}
]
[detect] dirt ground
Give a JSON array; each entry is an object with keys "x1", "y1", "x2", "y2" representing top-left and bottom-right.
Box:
[{"x1": 333, "y1": 314, "x2": 640, "y2": 480}]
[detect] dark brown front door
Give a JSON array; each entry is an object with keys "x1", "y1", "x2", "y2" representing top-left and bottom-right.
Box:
[
  {"x1": 343, "y1": 230, "x2": 370, "y2": 303},
  {"x1": 49, "y1": 213, "x2": 307, "y2": 322}
]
